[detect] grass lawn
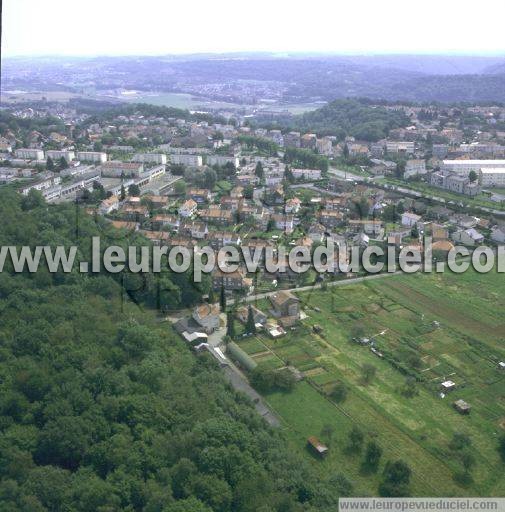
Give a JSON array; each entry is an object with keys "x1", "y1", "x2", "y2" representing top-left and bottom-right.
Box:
[{"x1": 237, "y1": 269, "x2": 505, "y2": 496}]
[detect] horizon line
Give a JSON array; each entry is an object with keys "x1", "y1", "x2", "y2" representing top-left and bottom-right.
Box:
[{"x1": 3, "y1": 50, "x2": 505, "y2": 60}]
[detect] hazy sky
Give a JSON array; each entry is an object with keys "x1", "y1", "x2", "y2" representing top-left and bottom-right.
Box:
[{"x1": 3, "y1": 0, "x2": 505, "y2": 57}]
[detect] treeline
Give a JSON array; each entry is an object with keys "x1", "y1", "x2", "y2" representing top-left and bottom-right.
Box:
[
  {"x1": 1, "y1": 188, "x2": 209, "y2": 311},
  {"x1": 237, "y1": 135, "x2": 279, "y2": 156},
  {"x1": 80, "y1": 102, "x2": 227, "y2": 128},
  {"x1": 0, "y1": 112, "x2": 66, "y2": 140},
  {"x1": 0, "y1": 189, "x2": 342, "y2": 511},
  {"x1": 293, "y1": 99, "x2": 410, "y2": 141},
  {"x1": 283, "y1": 147, "x2": 329, "y2": 172}
]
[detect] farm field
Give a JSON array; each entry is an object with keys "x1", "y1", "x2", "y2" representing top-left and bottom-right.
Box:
[{"x1": 236, "y1": 270, "x2": 505, "y2": 496}]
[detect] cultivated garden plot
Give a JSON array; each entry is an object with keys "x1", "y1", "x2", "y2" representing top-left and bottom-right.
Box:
[{"x1": 235, "y1": 269, "x2": 505, "y2": 496}]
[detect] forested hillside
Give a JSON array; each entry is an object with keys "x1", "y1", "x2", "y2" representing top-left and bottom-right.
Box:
[
  {"x1": 0, "y1": 189, "x2": 340, "y2": 511},
  {"x1": 257, "y1": 99, "x2": 411, "y2": 141},
  {"x1": 294, "y1": 99, "x2": 411, "y2": 141}
]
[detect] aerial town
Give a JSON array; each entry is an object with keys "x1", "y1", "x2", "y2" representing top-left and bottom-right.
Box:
[{"x1": 1, "y1": 47, "x2": 505, "y2": 506}]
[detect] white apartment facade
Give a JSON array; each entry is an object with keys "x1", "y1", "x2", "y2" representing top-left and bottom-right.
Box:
[
  {"x1": 46, "y1": 150, "x2": 75, "y2": 163},
  {"x1": 206, "y1": 155, "x2": 239, "y2": 168},
  {"x1": 132, "y1": 153, "x2": 167, "y2": 165},
  {"x1": 442, "y1": 159, "x2": 505, "y2": 176},
  {"x1": 479, "y1": 168, "x2": 505, "y2": 187},
  {"x1": 170, "y1": 154, "x2": 203, "y2": 167},
  {"x1": 76, "y1": 151, "x2": 108, "y2": 163},
  {"x1": 15, "y1": 148, "x2": 45, "y2": 160}
]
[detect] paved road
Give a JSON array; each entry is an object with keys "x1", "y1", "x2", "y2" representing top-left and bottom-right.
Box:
[
  {"x1": 328, "y1": 167, "x2": 366, "y2": 182},
  {"x1": 228, "y1": 270, "x2": 400, "y2": 306},
  {"x1": 167, "y1": 311, "x2": 281, "y2": 427}
]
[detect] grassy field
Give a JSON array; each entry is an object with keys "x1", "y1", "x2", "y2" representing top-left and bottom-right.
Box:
[{"x1": 237, "y1": 270, "x2": 505, "y2": 496}]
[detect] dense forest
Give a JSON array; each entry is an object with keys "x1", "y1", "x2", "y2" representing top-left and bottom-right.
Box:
[
  {"x1": 293, "y1": 99, "x2": 411, "y2": 141},
  {"x1": 256, "y1": 99, "x2": 411, "y2": 142},
  {"x1": 0, "y1": 189, "x2": 342, "y2": 511}
]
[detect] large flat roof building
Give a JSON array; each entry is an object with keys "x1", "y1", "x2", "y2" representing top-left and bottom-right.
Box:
[
  {"x1": 442, "y1": 159, "x2": 505, "y2": 176},
  {"x1": 479, "y1": 167, "x2": 505, "y2": 187}
]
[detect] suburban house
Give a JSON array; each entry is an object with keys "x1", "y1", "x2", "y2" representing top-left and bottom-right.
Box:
[
  {"x1": 139, "y1": 230, "x2": 170, "y2": 245},
  {"x1": 208, "y1": 231, "x2": 241, "y2": 250},
  {"x1": 348, "y1": 219, "x2": 383, "y2": 237},
  {"x1": 307, "y1": 223, "x2": 326, "y2": 243},
  {"x1": 272, "y1": 214, "x2": 295, "y2": 233},
  {"x1": 199, "y1": 207, "x2": 233, "y2": 226},
  {"x1": 179, "y1": 199, "x2": 197, "y2": 218},
  {"x1": 187, "y1": 188, "x2": 211, "y2": 203},
  {"x1": 146, "y1": 195, "x2": 169, "y2": 209},
  {"x1": 120, "y1": 205, "x2": 149, "y2": 221},
  {"x1": 452, "y1": 228, "x2": 485, "y2": 246},
  {"x1": 212, "y1": 268, "x2": 251, "y2": 291},
  {"x1": 319, "y1": 210, "x2": 344, "y2": 228},
  {"x1": 491, "y1": 226, "x2": 505, "y2": 243},
  {"x1": 236, "y1": 305, "x2": 267, "y2": 326},
  {"x1": 450, "y1": 214, "x2": 477, "y2": 229},
  {"x1": 285, "y1": 197, "x2": 301, "y2": 213},
  {"x1": 401, "y1": 212, "x2": 422, "y2": 227},
  {"x1": 404, "y1": 159, "x2": 427, "y2": 178},
  {"x1": 151, "y1": 214, "x2": 180, "y2": 231},
  {"x1": 192, "y1": 304, "x2": 221, "y2": 333},
  {"x1": 179, "y1": 220, "x2": 208, "y2": 239},
  {"x1": 269, "y1": 290, "x2": 300, "y2": 318},
  {"x1": 99, "y1": 196, "x2": 119, "y2": 215},
  {"x1": 110, "y1": 220, "x2": 139, "y2": 231}
]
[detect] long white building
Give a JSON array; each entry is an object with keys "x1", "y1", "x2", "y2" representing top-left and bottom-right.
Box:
[
  {"x1": 442, "y1": 159, "x2": 505, "y2": 176},
  {"x1": 206, "y1": 155, "x2": 239, "y2": 167},
  {"x1": 76, "y1": 151, "x2": 107, "y2": 163},
  {"x1": 169, "y1": 154, "x2": 203, "y2": 167},
  {"x1": 132, "y1": 153, "x2": 167, "y2": 165},
  {"x1": 46, "y1": 150, "x2": 75, "y2": 163},
  {"x1": 479, "y1": 168, "x2": 505, "y2": 187},
  {"x1": 15, "y1": 148, "x2": 45, "y2": 160}
]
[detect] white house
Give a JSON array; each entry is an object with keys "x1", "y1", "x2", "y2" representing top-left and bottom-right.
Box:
[
  {"x1": 99, "y1": 196, "x2": 119, "y2": 215},
  {"x1": 272, "y1": 214, "x2": 295, "y2": 233},
  {"x1": 401, "y1": 212, "x2": 422, "y2": 227}
]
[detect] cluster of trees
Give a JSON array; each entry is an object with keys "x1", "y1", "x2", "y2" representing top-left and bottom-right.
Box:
[
  {"x1": 46, "y1": 156, "x2": 69, "y2": 172},
  {"x1": 237, "y1": 135, "x2": 279, "y2": 156},
  {"x1": 0, "y1": 112, "x2": 67, "y2": 144},
  {"x1": 0, "y1": 188, "x2": 345, "y2": 511},
  {"x1": 291, "y1": 99, "x2": 410, "y2": 142},
  {"x1": 283, "y1": 148, "x2": 329, "y2": 172},
  {"x1": 249, "y1": 367, "x2": 296, "y2": 393}
]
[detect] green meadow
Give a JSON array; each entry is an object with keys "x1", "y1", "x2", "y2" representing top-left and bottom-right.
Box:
[{"x1": 237, "y1": 270, "x2": 505, "y2": 496}]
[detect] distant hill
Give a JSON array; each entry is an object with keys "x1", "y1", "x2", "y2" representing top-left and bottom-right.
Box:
[{"x1": 4, "y1": 54, "x2": 505, "y2": 104}]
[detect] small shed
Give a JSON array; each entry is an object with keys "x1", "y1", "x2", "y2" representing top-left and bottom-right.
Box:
[
  {"x1": 441, "y1": 380, "x2": 456, "y2": 391},
  {"x1": 499, "y1": 362, "x2": 505, "y2": 371},
  {"x1": 453, "y1": 399, "x2": 471, "y2": 414},
  {"x1": 307, "y1": 436, "x2": 329, "y2": 458}
]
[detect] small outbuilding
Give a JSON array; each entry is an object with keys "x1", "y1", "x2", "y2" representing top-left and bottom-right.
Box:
[
  {"x1": 441, "y1": 380, "x2": 456, "y2": 391},
  {"x1": 453, "y1": 399, "x2": 471, "y2": 415},
  {"x1": 307, "y1": 436, "x2": 329, "y2": 458}
]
